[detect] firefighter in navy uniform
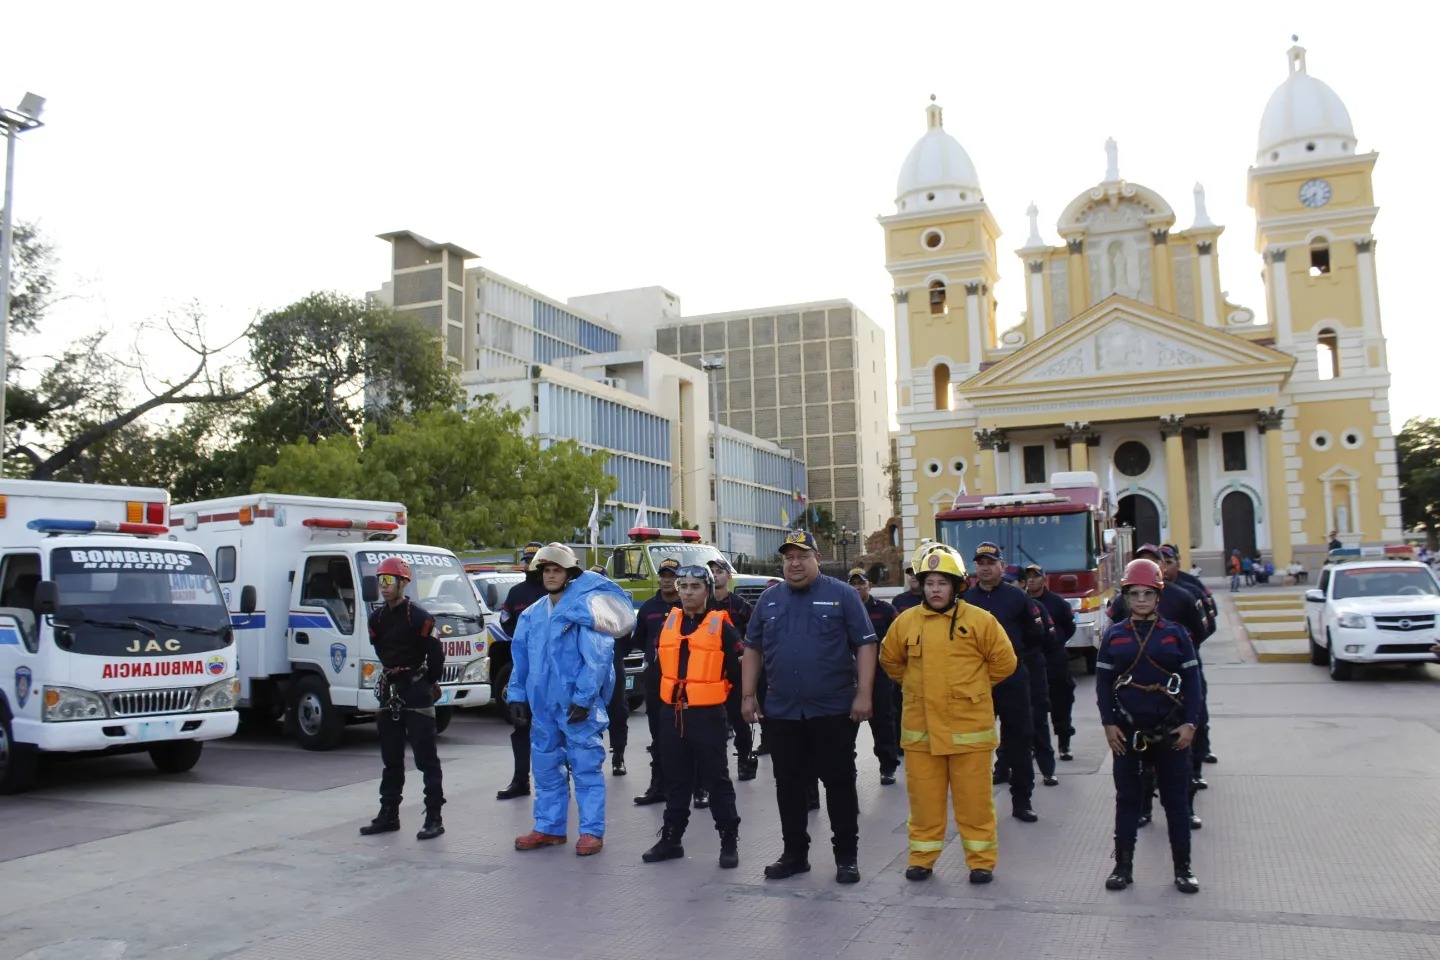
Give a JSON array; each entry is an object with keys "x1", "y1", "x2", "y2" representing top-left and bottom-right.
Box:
[
  {"x1": 1096, "y1": 559, "x2": 1202, "y2": 894},
  {"x1": 633, "y1": 558, "x2": 683, "y2": 805},
  {"x1": 359, "y1": 556, "x2": 447, "y2": 841},
  {"x1": 849, "y1": 568, "x2": 901, "y2": 784},
  {"x1": 1164, "y1": 545, "x2": 1220, "y2": 769},
  {"x1": 496, "y1": 542, "x2": 546, "y2": 801},
  {"x1": 1022, "y1": 564, "x2": 1078, "y2": 762},
  {"x1": 641, "y1": 565, "x2": 744, "y2": 868},
  {"x1": 709, "y1": 557, "x2": 758, "y2": 781}
]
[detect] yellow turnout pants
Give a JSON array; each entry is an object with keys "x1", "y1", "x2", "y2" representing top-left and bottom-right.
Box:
[{"x1": 905, "y1": 749, "x2": 997, "y2": 870}]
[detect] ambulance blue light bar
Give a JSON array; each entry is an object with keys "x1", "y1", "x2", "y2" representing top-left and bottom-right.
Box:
[{"x1": 26, "y1": 518, "x2": 171, "y2": 537}]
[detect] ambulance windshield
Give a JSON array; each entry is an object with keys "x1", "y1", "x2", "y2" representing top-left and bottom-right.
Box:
[
  {"x1": 48, "y1": 548, "x2": 231, "y2": 657},
  {"x1": 356, "y1": 550, "x2": 483, "y2": 635}
]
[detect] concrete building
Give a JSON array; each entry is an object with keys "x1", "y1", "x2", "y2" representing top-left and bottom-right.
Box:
[
  {"x1": 572, "y1": 290, "x2": 894, "y2": 542},
  {"x1": 372, "y1": 238, "x2": 805, "y2": 556},
  {"x1": 886, "y1": 44, "x2": 1401, "y2": 574}
]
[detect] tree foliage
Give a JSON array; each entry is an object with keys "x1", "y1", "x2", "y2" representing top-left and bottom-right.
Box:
[
  {"x1": 1397, "y1": 417, "x2": 1440, "y2": 544},
  {"x1": 254, "y1": 398, "x2": 616, "y2": 550}
]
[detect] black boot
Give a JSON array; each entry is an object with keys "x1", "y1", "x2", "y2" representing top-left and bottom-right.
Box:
[
  {"x1": 718, "y1": 821, "x2": 739, "y2": 869},
  {"x1": 1172, "y1": 842, "x2": 1200, "y2": 893},
  {"x1": 1058, "y1": 738, "x2": 1073, "y2": 762},
  {"x1": 736, "y1": 754, "x2": 758, "y2": 781},
  {"x1": 416, "y1": 810, "x2": 445, "y2": 840},
  {"x1": 359, "y1": 802, "x2": 400, "y2": 836},
  {"x1": 693, "y1": 789, "x2": 710, "y2": 809},
  {"x1": 1105, "y1": 839, "x2": 1134, "y2": 890},
  {"x1": 633, "y1": 767, "x2": 665, "y2": 805},
  {"x1": 612, "y1": 751, "x2": 627, "y2": 776},
  {"x1": 641, "y1": 825, "x2": 685, "y2": 863},
  {"x1": 496, "y1": 778, "x2": 529, "y2": 801}
]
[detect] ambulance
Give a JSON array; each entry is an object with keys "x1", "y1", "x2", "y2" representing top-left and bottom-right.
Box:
[
  {"x1": 171, "y1": 494, "x2": 491, "y2": 751},
  {"x1": 0, "y1": 479, "x2": 239, "y2": 794}
]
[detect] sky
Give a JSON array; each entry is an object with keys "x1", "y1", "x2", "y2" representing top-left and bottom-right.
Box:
[{"x1": 4, "y1": 1, "x2": 1432, "y2": 429}]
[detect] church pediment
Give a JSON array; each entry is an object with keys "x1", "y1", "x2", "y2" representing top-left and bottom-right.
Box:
[{"x1": 960, "y1": 296, "x2": 1294, "y2": 401}]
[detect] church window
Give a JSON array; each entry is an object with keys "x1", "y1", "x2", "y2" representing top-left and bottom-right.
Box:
[
  {"x1": 926, "y1": 192, "x2": 935, "y2": 201},
  {"x1": 923, "y1": 230, "x2": 943, "y2": 250},
  {"x1": 929, "y1": 280, "x2": 947, "y2": 316},
  {"x1": 1341, "y1": 429, "x2": 1363, "y2": 449},
  {"x1": 1114, "y1": 440, "x2": 1151, "y2": 478},
  {"x1": 923, "y1": 459, "x2": 943, "y2": 477},
  {"x1": 1316, "y1": 329, "x2": 1340, "y2": 380},
  {"x1": 1309, "y1": 240, "x2": 1330, "y2": 277},
  {"x1": 1022, "y1": 445, "x2": 1046, "y2": 484},
  {"x1": 1221, "y1": 431, "x2": 1247, "y2": 472},
  {"x1": 932, "y1": 364, "x2": 951, "y2": 411}
]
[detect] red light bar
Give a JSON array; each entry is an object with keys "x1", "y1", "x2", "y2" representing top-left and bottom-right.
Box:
[
  {"x1": 679, "y1": 530, "x2": 702, "y2": 542},
  {"x1": 302, "y1": 517, "x2": 401, "y2": 532},
  {"x1": 628, "y1": 526, "x2": 705, "y2": 543}
]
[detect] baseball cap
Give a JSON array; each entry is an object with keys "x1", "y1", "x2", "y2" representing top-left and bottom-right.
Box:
[
  {"x1": 657, "y1": 557, "x2": 681, "y2": 576},
  {"x1": 780, "y1": 529, "x2": 819, "y2": 553},
  {"x1": 1001, "y1": 569, "x2": 1019, "y2": 583},
  {"x1": 1023, "y1": 563, "x2": 1046, "y2": 578},
  {"x1": 1157, "y1": 545, "x2": 1180, "y2": 562},
  {"x1": 706, "y1": 556, "x2": 734, "y2": 573},
  {"x1": 973, "y1": 541, "x2": 1003, "y2": 563},
  {"x1": 847, "y1": 567, "x2": 869, "y2": 583},
  {"x1": 1134, "y1": 543, "x2": 1162, "y2": 559}
]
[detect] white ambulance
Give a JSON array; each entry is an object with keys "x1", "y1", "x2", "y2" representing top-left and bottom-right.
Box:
[
  {"x1": 170, "y1": 494, "x2": 490, "y2": 750},
  {"x1": 0, "y1": 479, "x2": 240, "y2": 793}
]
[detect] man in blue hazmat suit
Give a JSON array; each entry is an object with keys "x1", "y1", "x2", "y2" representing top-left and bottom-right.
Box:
[{"x1": 508, "y1": 543, "x2": 634, "y2": 857}]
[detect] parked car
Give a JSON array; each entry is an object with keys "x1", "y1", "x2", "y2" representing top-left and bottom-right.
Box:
[{"x1": 1303, "y1": 559, "x2": 1440, "y2": 680}]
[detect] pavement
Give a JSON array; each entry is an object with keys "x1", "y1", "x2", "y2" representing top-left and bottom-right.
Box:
[{"x1": 1, "y1": 613, "x2": 1439, "y2": 960}]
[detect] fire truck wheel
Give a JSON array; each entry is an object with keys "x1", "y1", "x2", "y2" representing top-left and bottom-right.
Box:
[
  {"x1": 435, "y1": 707, "x2": 454, "y2": 734},
  {"x1": 148, "y1": 740, "x2": 204, "y2": 774},
  {"x1": 0, "y1": 709, "x2": 38, "y2": 795},
  {"x1": 292, "y1": 675, "x2": 345, "y2": 751}
]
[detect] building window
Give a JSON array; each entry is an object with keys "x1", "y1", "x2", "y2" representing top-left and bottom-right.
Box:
[
  {"x1": 922, "y1": 230, "x2": 943, "y2": 250},
  {"x1": 1309, "y1": 240, "x2": 1330, "y2": 277},
  {"x1": 932, "y1": 364, "x2": 951, "y2": 411},
  {"x1": 1113, "y1": 440, "x2": 1151, "y2": 477},
  {"x1": 1316, "y1": 328, "x2": 1340, "y2": 380},
  {"x1": 1022, "y1": 445, "x2": 1046, "y2": 484},
  {"x1": 929, "y1": 280, "x2": 947, "y2": 316},
  {"x1": 1221, "y1": 431, "x2": 1247, "y2": 472}
]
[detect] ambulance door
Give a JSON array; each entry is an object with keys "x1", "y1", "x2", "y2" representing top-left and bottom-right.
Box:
[
  {"x1": 0, "y1": 553, "x2": 42, "y2": 752},
  {"x1": 291, "y1": 555, "x2": 362, "y2": 707}
]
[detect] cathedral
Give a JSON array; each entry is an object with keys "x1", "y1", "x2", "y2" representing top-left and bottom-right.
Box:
[{"x1": 885, "y1": 43, "x2": 1401, "y2": 575}]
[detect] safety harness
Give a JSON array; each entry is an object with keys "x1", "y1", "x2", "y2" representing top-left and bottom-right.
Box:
[
  {"x1": 1110, "y1": 618, "x2": 1184, "y2": 752},
  {"x1": 374, "y1": 666, "x2": 437, "y2": 720}
]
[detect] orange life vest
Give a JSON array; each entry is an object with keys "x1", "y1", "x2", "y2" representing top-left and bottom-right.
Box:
[{"x1": 658, "y1": 608, "x2": 730, "y2": 707}]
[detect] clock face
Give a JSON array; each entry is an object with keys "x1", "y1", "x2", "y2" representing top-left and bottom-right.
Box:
[{"x1": 1299, "y1": 179, "x2": 1332, "y2": 209}]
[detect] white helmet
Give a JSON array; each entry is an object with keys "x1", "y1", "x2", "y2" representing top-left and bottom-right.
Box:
[{"x1": 530, "y1": 542, "x2": 581, "y2": 574}]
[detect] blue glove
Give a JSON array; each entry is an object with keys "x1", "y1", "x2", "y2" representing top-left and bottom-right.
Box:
[{"x1": 566, "y1": 703, "x2": 589, "y2": 724}]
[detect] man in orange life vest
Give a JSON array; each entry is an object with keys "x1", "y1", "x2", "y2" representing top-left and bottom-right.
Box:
[{"x1": 641, "y1": 565, "x2": 744, "y2": 868}]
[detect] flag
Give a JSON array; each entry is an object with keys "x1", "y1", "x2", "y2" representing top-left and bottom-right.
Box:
[
  {"x1": 634, "y1": 491, "x2": 649, "y2": 528},
  {"x1": 586, "y1": 490, "x2": 600, "y2": 539},
  {"x1": 795, "y1": 490, "x2": 806, "y2": 506},
  {"x1": 811, "y1": 505, "x2": 819, "y2": 523},
  {"x1": 1106, "y1": 462, "x2": 1119, "y2": 517},
  {"x1": 951, "y1": 474, "x2": 968, "y2": 508},
  {"x1": 780, "y1": 506, "x2": 790, "y2": 526}
]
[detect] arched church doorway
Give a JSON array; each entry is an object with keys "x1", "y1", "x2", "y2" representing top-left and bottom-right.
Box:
[
  {"x1": 1117, "y1": 494, "x2": 1161, "y2": 549},
  {"x1": 1221, "y1": 491, "x2": 1258, "y2": 560}
]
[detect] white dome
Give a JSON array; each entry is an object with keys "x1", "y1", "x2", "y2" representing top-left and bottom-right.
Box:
[
  {"x1": 895, "y1": 101, "x2": 982, "y2": 213},
  {"x1": 1256, "y1": 45, "x2": 1356, "y2": 167}
]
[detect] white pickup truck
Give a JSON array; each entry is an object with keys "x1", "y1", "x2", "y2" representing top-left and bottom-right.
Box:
[{"x1": 1303, "y1": 559, "x2": 1440, "y2": 680}]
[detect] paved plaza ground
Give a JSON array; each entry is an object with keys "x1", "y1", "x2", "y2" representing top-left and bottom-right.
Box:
[{"x1": 1, "y1": 591, "x2": 1437, "y2": 960}]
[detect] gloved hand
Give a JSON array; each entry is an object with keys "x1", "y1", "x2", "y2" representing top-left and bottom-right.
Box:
[
  {"x1": 566, "y1": 703, "x2": 589, "y2": 725},
  {"x1": 509, "y1": 701, "x2": 532, "y2": 727},
  {"x1": 431, "y1": 684, "x2": 443, "y2": 704}
]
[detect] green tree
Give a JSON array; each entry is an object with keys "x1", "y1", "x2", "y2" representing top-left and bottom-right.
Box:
[
  {"x1": 254, "y1": 398, "x2": 615, "y2": 550},
  {"x1": 1397, "y1": 417, "x2": 1440, "y2": 546}
]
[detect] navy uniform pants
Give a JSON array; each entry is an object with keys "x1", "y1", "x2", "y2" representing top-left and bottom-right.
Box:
[
  {"x1": 644, "y1": 659, "x2": 663, "y2": 771},
  {"x1": 725, "y1": 685, "x2": 754, "y2": 759},
  {"x1": 1115, "y1": 733, "x2": 1190, "y2": 845},
  {"x1": 768, "y1": 714, "x2": 860, "y2": 862},
  {"x1": 868, "y1": 669, "x2": 900, "y2": 775},
  {"x1": 378, "y1": 708, "x2": 444, "y2": 812},
  {"x1": 607, "y1": 643, "x2": 628, "y2": 759},
  {"x1": 1190, "y1": 659, "x2": 1211, "y2": 776},
  {"x1": 992, "y1": 659, "x2": 1036, "y2": 805},
  {"x1": 658, "y1": 704, "x2": 738, "y2": 832},
  {"x1": 1048, "y1": 651, "x2": 1077, "y2": 748}
]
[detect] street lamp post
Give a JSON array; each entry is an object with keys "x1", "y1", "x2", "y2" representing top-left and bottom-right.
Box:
[
  {"x1": 0, "y1": 92, "x2": 46, "y2": 477},
  {"x1": 836, "y1": 525, "x2": 855, "y2": 569},
  {"x1": 701, "y1": 356, "x2": 726, "y2": 555}
]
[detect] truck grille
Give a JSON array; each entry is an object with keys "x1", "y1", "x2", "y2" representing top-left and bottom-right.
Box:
[
  {"x1": 1374, "y1": 614, "x2": 1436, "y2": 632},
  {"x1": 623, "y1": 650, "x2": 645, "y2": 672},
  {"x1": 108, "y1": 687, "x2": 196, "y2": 717},
  {"x1": 1375, "y1": 642, "x2": 1434, "y2": 655},
  {"x1": 440, "y1": 662, "x2": 467, "y2": 685},
  {"x1": 735, "y1": 585, "x2": 771, "y2": 605}
]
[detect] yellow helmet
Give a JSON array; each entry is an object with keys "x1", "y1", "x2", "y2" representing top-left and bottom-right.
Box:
[
  {"x1": 914, "y1": 543, "x2": 968, "y2": 580},
  {"x1": 907, "y1": 538, "x2": 941, "y2": 575}
]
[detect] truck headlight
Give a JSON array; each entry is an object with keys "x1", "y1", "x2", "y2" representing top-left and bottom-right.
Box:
[
  {"x1": 196, "y1": 677, "x2": 241, "y2": 711},
  {"x1": 43, "y1": 686, "x2": 109, "y2": 722},
  {"x1": 461, "y1": 656, "x2": 490, "y2": 684},
  {"x1": 361, "y1": 660, "x2": 381, "y2": 685},
  {"x1": 1337, "y1": 613, "x2": 1368, "y2": 629}
]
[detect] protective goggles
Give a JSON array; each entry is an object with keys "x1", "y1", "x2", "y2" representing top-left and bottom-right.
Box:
[
  {"x1": 377, "y1": 574, "x2": 403, "y2": 586},
  {"x1": 674, "y1": 565, "x2": 712, "y2": 582},
  {"x1": 1124, "y1": 588, "x2": 1159, "y2": 600}
]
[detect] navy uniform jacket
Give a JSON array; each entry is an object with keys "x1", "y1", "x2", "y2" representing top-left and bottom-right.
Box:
[
  {"x1": 963, "y1": 581, "x2": 1049, "y2": 655},
  {"x1": 1031, "y1": 588, "x2": 1075, "y2": 648},
  {"x1": 890, "y1": 590, "x2": 924, "y2": 615},
  {"x1": 716, "y1": 591, "x2": 754, "y2": 650},
  {"x1": 499, "y1": 577, "x2": 546, "y2": 637},
  {"x1": 636, "y1": 593, "x2": 681, "y2": 662},
  {"x1": 861, "y1": 594, "x2": 898, "y2": 642},
  {"x1": 1095, "y1": 617, "x2": 1201, "y2": 729},
  {"x1": 1174, "y1": 570, "x2": 1218, "y2": 639}
]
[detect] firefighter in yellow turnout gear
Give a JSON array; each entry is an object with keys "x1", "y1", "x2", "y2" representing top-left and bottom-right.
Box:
[{"x1": 881, "y1": 543, "x2": 1017, "y2": 883}]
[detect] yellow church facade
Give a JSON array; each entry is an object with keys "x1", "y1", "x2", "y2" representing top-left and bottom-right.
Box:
[{"x1": 885, "y1": 45, "x2": 1401, "y2": 575}]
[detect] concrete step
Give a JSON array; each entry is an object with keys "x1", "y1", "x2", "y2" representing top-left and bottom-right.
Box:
[
  {"x1": 1239, "y1": 608, "x2": 1307, "y2": 622},
  {"x1": 1244, "y1": 621, "x2": 1308, "y2": 640},
  {"x1": 1250, "y1": 637, "x2": 1312, "y2": 663}
]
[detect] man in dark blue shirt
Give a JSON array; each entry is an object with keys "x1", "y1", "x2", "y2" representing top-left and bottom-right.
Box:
[
  {"x1": 849, "y1": 568, "x2": 900, "y2": 784},
  {"x1": 1023, "y1": 564, "x2": 1078, "y2": 762},
  {"x1": 743, "y1": 529, "x2": 877, "y2": 885},
  {"x1": 964, "y1": 542, "x2": 1052, "y2": 820},
  {"x1": 632, "y1": 558, "x2": 682, "y2": 806},
  {"x1": 710, "y1": 557, "x2": 758, "y2": 780},
  {"x1": 891, "y1": 564, "x2": 924, "y2": 614}
]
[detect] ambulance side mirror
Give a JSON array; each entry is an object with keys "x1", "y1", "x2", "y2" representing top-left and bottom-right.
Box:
[
  {"x1": 361, "y1": 575, "x2": 380, "y2": 603},
  {"x1": 34, "y1": 581, "x2": 59, "y2": 616},
  {"x1": 239, "y1": 585, "x2": 257, "y2": 614}
]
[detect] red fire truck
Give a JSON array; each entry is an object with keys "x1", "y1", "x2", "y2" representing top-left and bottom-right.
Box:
[{"x1": 934, "y1": 470, "x2": 1131, "y2": 672}]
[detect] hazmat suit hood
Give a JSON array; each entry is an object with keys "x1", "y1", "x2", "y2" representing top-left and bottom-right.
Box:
[{"x1": 550, "y1": 571, "x2": 634, "y2": 640}]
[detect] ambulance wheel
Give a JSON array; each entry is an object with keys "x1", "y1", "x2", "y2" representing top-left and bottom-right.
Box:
[
  {"x1": 0, "y1": 710, "x2": 38, "y2": 795},
  {"x1": 434, "y1": 707, "x2": 454, "y2": 734},
  {"x1": 148, "y1": 740, "x2": 204, "y2": 774},
  {"x1": 292, "y1": 675, "x2": 345, "y2": 750},
  {"x1": 491, "y1": 663, "x2": 512, "y2": 717}
]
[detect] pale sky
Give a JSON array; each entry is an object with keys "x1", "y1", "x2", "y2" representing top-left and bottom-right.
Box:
[{"x1": 5, "y1": 2, "x2": 1431, "y2": 429}]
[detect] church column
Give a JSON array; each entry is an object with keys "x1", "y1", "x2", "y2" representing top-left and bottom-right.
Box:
[
  {"x1": 893, "y1": 289, "x2": 912, "y2": 410},
  {"x1": 1266, "y1": 248, "x2": 1293, "y2": 345},
  {"x1": 1066, "y1": 238, "x2": 1088, "y2": 311},
  {"x1": 964, "y1": 282, "x2": 983, "y2": 368},
  {"x1": 1196, "y1": 241, "x2": 1218, "y2": 326},
  {"x1": 1257, "y1": 407, "x2": 1292, "y2": 567},
  {"x1": 975, "y1": 428, "x2": 1010, "y2": 495},
  {"x1": 1355, "y1": 237, "x2": 1380, "y2": 335},
  {"x1": 1027, "y1": 260, "x2": 1047, "y2": 342},
  {"x1": 1062, "y1": 421, "x2": 1092, "y2": 472},
  {"x1": 1160, "y1": 415, "x2": 1191, "y2": 552},
  {"x1": 1150, "y1": 230, "x2": 1175, "y2": 312}
]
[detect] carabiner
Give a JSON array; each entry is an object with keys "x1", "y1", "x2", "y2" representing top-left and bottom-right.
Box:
[
  {"x1": 1116, "y1": 673, "x2": 1134, "y2": 688},
  {"x1": 1130, "y1": 730, "x2": 1148, "y2": 753},
  {"x1": 1165, "y1": 673, "x2": 1182, "y2": 697}
]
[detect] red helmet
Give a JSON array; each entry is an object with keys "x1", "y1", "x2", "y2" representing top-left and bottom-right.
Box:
[
  {"x1": 1120, "y1": 558, "x2": 1163, "y2": 592},
  {"x1": 377, "y1": 556, "x2": 413, "y2": 581}
]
